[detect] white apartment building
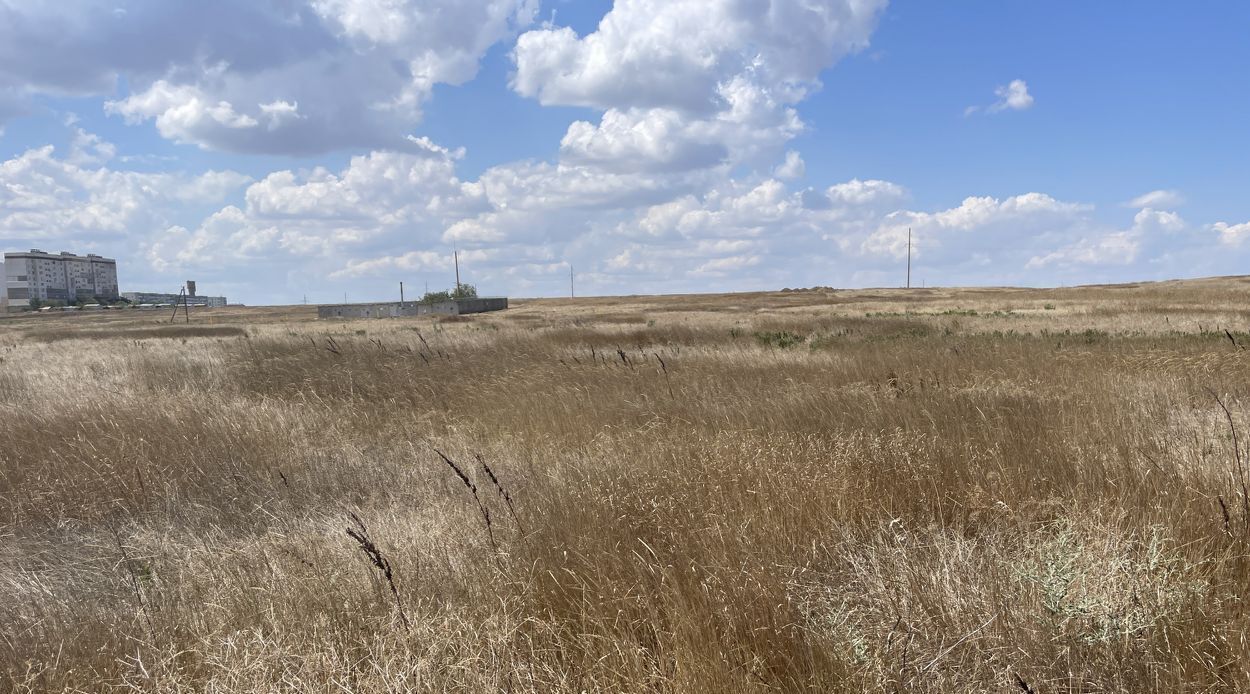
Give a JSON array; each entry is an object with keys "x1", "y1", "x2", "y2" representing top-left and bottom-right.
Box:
[{"x1": 3, "y1": 250, "x2": 119, "y2": 310}]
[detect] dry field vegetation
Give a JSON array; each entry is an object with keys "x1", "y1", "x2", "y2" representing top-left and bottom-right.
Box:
[{"x1": 5, "y1": 278, "x2": 1250, "y2": 692}]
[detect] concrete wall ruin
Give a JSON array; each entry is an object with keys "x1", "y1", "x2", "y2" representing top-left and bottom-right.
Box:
[{"x1": 317, "y1": 297, "x2": 508, "y2": 319}]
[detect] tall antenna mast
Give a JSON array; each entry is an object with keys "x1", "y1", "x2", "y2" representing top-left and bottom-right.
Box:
[
  {"x1": 454, "y1": 249, "x2": 461, "y2": 292},
  {"x1": 570, "y1": 264, "x2": 575, "y2": 298},
  {"x1": 906, "y1": 227, "x2": 912, "y2": 289}
]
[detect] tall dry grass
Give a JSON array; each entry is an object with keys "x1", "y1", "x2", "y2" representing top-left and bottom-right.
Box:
[{"x1": 3, "y1": 280, "x2": 1250, "y2": 691}]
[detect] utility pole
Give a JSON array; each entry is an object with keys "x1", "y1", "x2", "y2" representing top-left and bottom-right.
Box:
[
  {"x1": 169, "y1": 285, "x2": 190, "y2": 323},
  {"x1": 570, "y1": 264, "x2": 575, "y2": 298},
  {"x1": 344, "y1": 292, "x2": 348, "y2": 304},
  {"x1": 906, "y1": 227, "x2": 912, "y2": 289},
  {"x1": 399, "y1": 281, "x2": 405, "y2": 306}
]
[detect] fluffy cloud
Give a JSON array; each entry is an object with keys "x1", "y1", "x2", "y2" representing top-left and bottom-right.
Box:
[
  {"x1": 140, "y1": 140, "x2": 495, "y2": 295},
  {"x1": 547, "y1": 177, "x2": 910, "y2": 290},
  {"x1": 1126, "y1": 189, "x2": 1185, "y2": 209},
  {"x1": 1212, "y1": 221, "x2": 1250, "y2": 247},
  {"x1": 1024, "y1": 231, "x2": 1137, "y2": 269},
  {"x1": 863, "y1": 193, "x2": 1091, "y2": 265},
  {"x1": 824, "y1": 178, "x2": 907, "y2": 206},
  {"x1": 0, "y1": 144, "x2": 249, "y2": 243},
  {"x1": 560, "y1": 108, "x2": 730, "y2": 173},
  {"x1": 966, "y1": 78, "x2": 1033, "y2": 116},
  {"x1": 1026, "y1": 208, "x2": 1185, "y2": 269},
  {"x1": 246, "y1": 138, "x2": 478, "y2": 220},
  {"x1": 146, "y1": 207, "x2": 251, "y2": 272},
  {"x1": 470, "y1": 159, "x2": 690, "y2": 218},
  {"x1": 1, "y1": 0, "x2": 538, "y2": 153},
  {"x1": 774, "y1": 151, "x2": 806, "y2": 180},
  {"x1": 194, "y1": 160, "x2": 462, "y2": 246},
  {"x1": 514, "y1": 0, "x2": 886, "y2": 173},
  {"x1": 66, "y1": 127, "x2": 118, "y2": 166},
  {"x1": 106, "y1": 81, "x2": 260, "y2": 145},
  {"x1": 991, "y1": 79, "x2": 1033, "y2": 112},
  {"x1": 331, "y1": 250, "x2": 454, "y2": 279},
  {"x1": 514, "y1": 0, "x2": 884, "y2": 110},
  {"x1": 557, "y1": 93, "x2": 806, "y2": 174}
]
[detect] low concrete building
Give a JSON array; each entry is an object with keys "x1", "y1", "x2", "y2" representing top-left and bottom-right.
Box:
[
  {"x1": 318, "y1": 297, "x2": 508, "y2": 319},
  {"x1": 122, "y1": 291, "x2": 228, "y2": 307}
]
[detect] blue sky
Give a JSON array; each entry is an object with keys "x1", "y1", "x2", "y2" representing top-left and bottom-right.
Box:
[{"x1": 1, "y1": 0, "x2": 1247, "y2": 304}]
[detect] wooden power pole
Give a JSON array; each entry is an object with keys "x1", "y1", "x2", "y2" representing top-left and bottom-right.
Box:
[
  {"x1": 906, "y1": 227, "x2": 912, "y2": 289},
  {"x1": 169, "y1": 285, "x2": 190, "y2": 323}
]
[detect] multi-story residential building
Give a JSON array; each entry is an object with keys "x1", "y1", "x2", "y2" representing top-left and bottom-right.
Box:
[
  {"x1": 121, "y1": 292, "x2": 228, "y2": 308},
  {"x1": 3, "y1": 249, "x2": 119, "y2": 310}
]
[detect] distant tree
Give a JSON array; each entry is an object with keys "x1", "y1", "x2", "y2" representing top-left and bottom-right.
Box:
[
  {"x1": 421, "y1": 284, "x2": 478, "y2": 303},
  {"x1": 420, "y1": 290, "x2": 453, "y2": 303}
]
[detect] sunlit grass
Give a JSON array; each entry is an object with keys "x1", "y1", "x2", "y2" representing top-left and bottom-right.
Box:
[{"x1": 3, "y1": 279, "x2": 1250, "y2": 691}]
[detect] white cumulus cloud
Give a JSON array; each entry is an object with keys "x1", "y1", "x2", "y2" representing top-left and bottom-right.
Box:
[
  {"x1": 966, "y1": 79, "x2": 1034, "y2": 116},
  {"x1": 514, "y1": 0, "x2": 886, "y2": 173},
  {"x1": 1026, "y1": 208, "x2": 1186, "y2": 269},
  {"x1": 991, "y1": 79, "x2": 1034, "y2": 112},
  {"x1": 1212, "y1": 221, "x2": 1250, "y2": 247},
  {"x1": 0, "y1": 0, "x2": 539, "y2": 154},
  {"x1": 774, "y1": 151, "x2": 806, "y2": 180},
  {"x1": 0, "y1": 145, "x2": 249, "y2": 243},
  {"x1": 1125, "y1": 189, "x2": 1185, "y2": 209}
]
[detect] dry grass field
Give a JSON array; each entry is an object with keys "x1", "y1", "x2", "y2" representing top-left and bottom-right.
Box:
[{"x1": 5, "y1": 277, "x2": 1250, "y2": 692}]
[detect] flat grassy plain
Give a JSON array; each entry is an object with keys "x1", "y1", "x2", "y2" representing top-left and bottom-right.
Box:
[{"x1": 4, "y1": 278, "x2": 1250, "y2": 692}]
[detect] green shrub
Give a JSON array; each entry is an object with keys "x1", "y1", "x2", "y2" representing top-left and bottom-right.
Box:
[
  {"x1": 421, "y1": 283, "x2": 478, "y2": 304},
  {"x1": 753, "y1": 330, "x2": 805, "y2": 349}
]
